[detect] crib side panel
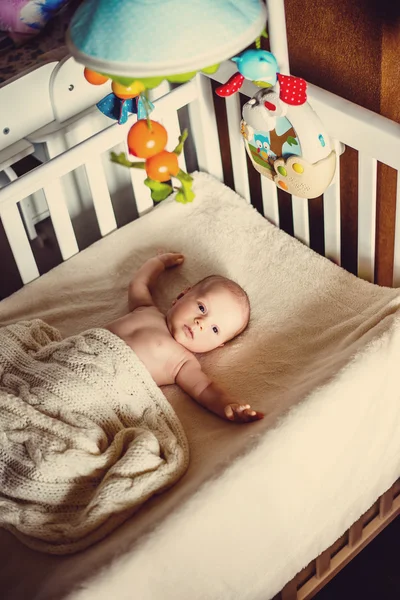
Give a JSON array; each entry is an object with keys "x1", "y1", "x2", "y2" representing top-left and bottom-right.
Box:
[
  {"x1": 0, "y1": 80, "x2": 199, "y2": 290},
  {"x1": 2, "y1": 62, "x2": 400, "y2": 293}
]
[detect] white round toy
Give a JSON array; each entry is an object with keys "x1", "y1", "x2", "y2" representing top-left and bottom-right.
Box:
[{"x1": 228, "y1": 52, "x2": 337, "y2": 199}]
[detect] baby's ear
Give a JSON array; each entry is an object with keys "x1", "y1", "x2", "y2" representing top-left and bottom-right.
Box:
[
  {"x1": 172, "y1": 287, "x2": 191, "y2": 306},
  {"x1": 176, "y1": 287, "x2": 191, "y2": 301}
]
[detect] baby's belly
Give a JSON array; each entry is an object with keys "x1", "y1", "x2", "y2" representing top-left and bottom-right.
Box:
[
  {"x1": 127, "y1": 339, "x2": 176, "y2": 386},
  {"x1": 106, "y1": 324, "x2": 180, "y2": 386}
]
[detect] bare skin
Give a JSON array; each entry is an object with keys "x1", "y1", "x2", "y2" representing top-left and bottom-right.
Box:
[{"x1": 105, "y1": 253, "x2": 264, "y2": 423}]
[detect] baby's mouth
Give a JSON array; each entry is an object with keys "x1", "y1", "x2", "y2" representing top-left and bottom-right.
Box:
[{"x1": 183, "y1": 325, "x2": 194, "y2": 339}]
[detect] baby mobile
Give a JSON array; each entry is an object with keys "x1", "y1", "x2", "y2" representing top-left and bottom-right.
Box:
[
  {"x1": 66, "y1": 0, "x2": 335, "y2": 204},
  {"x1": 65, "y1": 0, "x2": 268, "y2": 204}
]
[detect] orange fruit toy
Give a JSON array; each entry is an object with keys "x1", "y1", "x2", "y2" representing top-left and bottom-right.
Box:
[
  {"x1": 146, "y1": 151, "x2": 180, "y2": 182},
  {"x1": 112, "y1": 80, "x2": 145, "y2": 99},
  {"x1": 128, "y1": 120, "x2": 168, "y2": 158},
  {"x1": 84, "y1": 68, "x2": 109, "y2": 85}
]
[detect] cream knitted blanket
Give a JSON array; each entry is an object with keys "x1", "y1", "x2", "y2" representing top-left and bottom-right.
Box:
[{"x1": 0, "y1": 320, "x2": 189, "y2": 555}]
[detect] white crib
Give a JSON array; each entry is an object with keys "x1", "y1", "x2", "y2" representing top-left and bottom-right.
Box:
[{"x1": 0, "y1": 3, "x2": 400, "y2": 600}]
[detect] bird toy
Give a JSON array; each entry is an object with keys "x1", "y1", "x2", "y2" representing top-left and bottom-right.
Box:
[{"x1": 215, "y1": 31, "x2": 276, "y2": 97}]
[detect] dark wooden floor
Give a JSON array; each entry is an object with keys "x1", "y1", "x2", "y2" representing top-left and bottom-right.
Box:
[{"x1": 1, "y1": 160, "x2": 399, "y2": 599}]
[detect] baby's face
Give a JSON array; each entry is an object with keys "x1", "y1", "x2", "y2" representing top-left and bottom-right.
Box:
[{"x1": 166, "y1": 282, "x2": 246, "y2": 353}]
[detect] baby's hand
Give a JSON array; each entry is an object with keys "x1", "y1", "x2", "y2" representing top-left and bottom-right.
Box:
[
  {"x1": 224, "y1": 403, "x2": 264, "y2": 423},
  {"x1": 157, "y1": 252, "x2": 184, "y2": 268}
]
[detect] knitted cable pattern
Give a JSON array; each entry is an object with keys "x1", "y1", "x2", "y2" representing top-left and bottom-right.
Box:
[{"x1": 0, "y1": 319, "x2": 189, "y2": 554}]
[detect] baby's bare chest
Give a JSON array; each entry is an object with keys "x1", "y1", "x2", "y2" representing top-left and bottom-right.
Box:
[{"x1": 105, "y1": 309, "x2": 187, "y2": 384}]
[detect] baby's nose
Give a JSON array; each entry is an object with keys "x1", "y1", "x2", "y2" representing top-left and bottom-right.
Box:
[{"x1": 194, "y1": 317, "x2": 203, "y2": 330}]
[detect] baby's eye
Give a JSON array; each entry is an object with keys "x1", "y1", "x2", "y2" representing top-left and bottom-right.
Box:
[
  {"x1": 212, "y1": 326, "x2": 219, "y2": 334},
  {"x1": 198, "y1": 303, "x2": 206, "y2": 313}
]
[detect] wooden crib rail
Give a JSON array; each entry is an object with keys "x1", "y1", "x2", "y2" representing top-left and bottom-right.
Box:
[{"x1": 276, "y1": 478, "x2": 400, "y2": 600}]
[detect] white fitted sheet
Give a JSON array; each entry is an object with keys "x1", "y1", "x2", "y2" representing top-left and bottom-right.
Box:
[{"x1": 1, "y1": 172, "x2": 400, "y2": 600}]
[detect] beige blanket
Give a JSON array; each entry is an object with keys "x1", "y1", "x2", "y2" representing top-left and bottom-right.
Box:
[{"x1": 0, "y1": 320, "x2": 189, "y2": 555}]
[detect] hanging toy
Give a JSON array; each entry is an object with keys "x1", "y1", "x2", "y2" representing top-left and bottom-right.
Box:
[
  {"x1": 241, "y1": 70, "x2": 337, "y2": 199},
  {"x1": 216, "y1": 48, "x2": 279, "y2": 97},
  {"x1": 110, "y1": 120, "x2": 194, "y2": 204},
  {"x1": 215, "y1": 31, "x2": 274, "y2": 97},
  {"x1": 214, "y1": 28, "x2": 337, "y2": 200},
  {"x1": 83, "y1": 68, "x2": 194, "y2": 203},
  {"x1": 83, "y1": 68, "x2": 109, "y2": 85}
]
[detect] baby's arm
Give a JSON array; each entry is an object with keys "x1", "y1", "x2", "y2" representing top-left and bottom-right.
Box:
[
  {"x1": 128, "y1": 253, "x2": 184, "y2": 311},
  {"x1": 176, "y1": 358, "x2": 264, "y2": 423}
]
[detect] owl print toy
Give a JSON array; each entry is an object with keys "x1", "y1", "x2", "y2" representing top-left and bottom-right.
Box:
[{"x1": 228, "y1": 50, "x2": 337, "y2": 199}]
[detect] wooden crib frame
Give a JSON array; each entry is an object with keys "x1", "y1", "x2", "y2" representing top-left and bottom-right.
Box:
[{"x1": 1, "y1": 2, "x2": 400, "y2": 598}]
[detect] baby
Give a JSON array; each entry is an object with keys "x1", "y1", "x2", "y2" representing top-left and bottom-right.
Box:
[{"x1": 106, "y1": 252, "x2": 263, "y2": 423}]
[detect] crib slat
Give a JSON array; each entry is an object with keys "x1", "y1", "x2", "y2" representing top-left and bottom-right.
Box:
[
  {"x1": 379, "y1": 488, "x2": 394, "y2": 518},
  {"x1": 124, "y1": 138, "x2": 154, "y2": 216},
  {"x1": 225, "y1": 94, "x2": 251, "y2": 202},
  {"x1": 316, "y1": 549, "x2": 331, "y2": 578},
  {"x1": 84, "y1": 158, "x2": 117, "y2": 236},
  {"x1": 348, "y1": 519, "x2": 363, "y2": 547},
  {"x1": 3, "y1": 166, "x2": 37, "y2": 241},
  {"x1": 392, "y1": 172, "x2": 400, "y2": 287},
  {"x1": 33, "y1": 128, "x2": 85, "y2": 222},
  {"x1": 292, "y1": 195, "x2": 310, "y2": 246},
  {"x1": 62, "y1": 109, "x2": 117, "y2": 222},
  {"x1": 43, "y1": 180, "x2": 79, "y2": 260},
  {"x1": 280, "y1": 579, "x2": 298, "y2": 600},
  {"x1": 265, "y1": 0, "x2": 290, "y2": 74},
  {"x1": 127, "y1": 166, "x2": 153, "y2": 216},
  {"x1": 188, "y1": 73, "x2": 223, "y2": 181},
  {"x1": 357, "y1": 155, "x2": 377, "y2": 282},
  {"x1": 159, "y1": 111, "x2": 187, "y2": 173},
  {"x1": 323, "y1": 153, "x2": 341, "y2": 265},
  {"x1": 117, "y1": 101, "x2": 153, "y2": 217},
  {"x1": 261, "y1": 176, "x2": 280, "y2": 226},
  {"x1": 158, "y1": 107, "x2": 190, "y2": 195},
  {"x1": 0, "y1": 203, "x2": 39, "y2": 283}
]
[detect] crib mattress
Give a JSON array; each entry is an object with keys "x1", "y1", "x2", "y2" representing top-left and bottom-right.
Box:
[{"x1": 1, "y1": 172, "x2": 400, "y2": 600}]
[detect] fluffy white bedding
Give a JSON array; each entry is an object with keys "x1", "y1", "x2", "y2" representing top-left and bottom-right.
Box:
[{"x1": 1, "y1": 171, "x2": 400, "y2": 600}]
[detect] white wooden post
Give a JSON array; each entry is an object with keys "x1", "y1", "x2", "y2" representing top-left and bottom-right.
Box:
[
  {"x1": 225, "y1": 94, "x2": 251, "y2": 202},
  {"x1": 323, "y1": 153, "x2": 341, "y2": 265},
  {"x1": 188, "y1": 73, "x2": 223, "y2": 181},
  {"x1": 292, "y1": 195, "x2": 310, "y2": 246},
  {"x1": 357, "y1": 155, "x2": 377, "y2": 282}
]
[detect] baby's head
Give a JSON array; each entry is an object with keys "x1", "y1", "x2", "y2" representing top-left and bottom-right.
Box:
[{"x1": 166, "y1": 275, "x2": 250, "y2": 353}]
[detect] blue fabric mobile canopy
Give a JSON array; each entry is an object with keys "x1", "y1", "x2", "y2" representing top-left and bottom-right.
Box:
[{"x1": 67, "y1": 0, "x2": 268, "y2": 78}]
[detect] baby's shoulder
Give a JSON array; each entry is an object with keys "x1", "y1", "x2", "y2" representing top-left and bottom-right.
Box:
[
  {"x1": 131, "y1": 304, "x2": 165, "y2": 324},
  {"x1": 132, "y1": 304, "x2": 162, "y2": 316}
]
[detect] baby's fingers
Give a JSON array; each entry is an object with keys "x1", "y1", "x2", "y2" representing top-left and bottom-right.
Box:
[
  {"x1": 242, "y1": 409, "x2": 264, "y2": 422},
  {"x1": 224, "y1": 405, "x2": 235, "y2": 420},
  {"x1": 158, "y1": 252, "x2": 184, "y2": 268},
  {"x1": 224, "y1": 404, "x2": 264, "y2": 423},
  {"x1": 224, "y1": 404, "x2": 249, "y2": 418}
]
